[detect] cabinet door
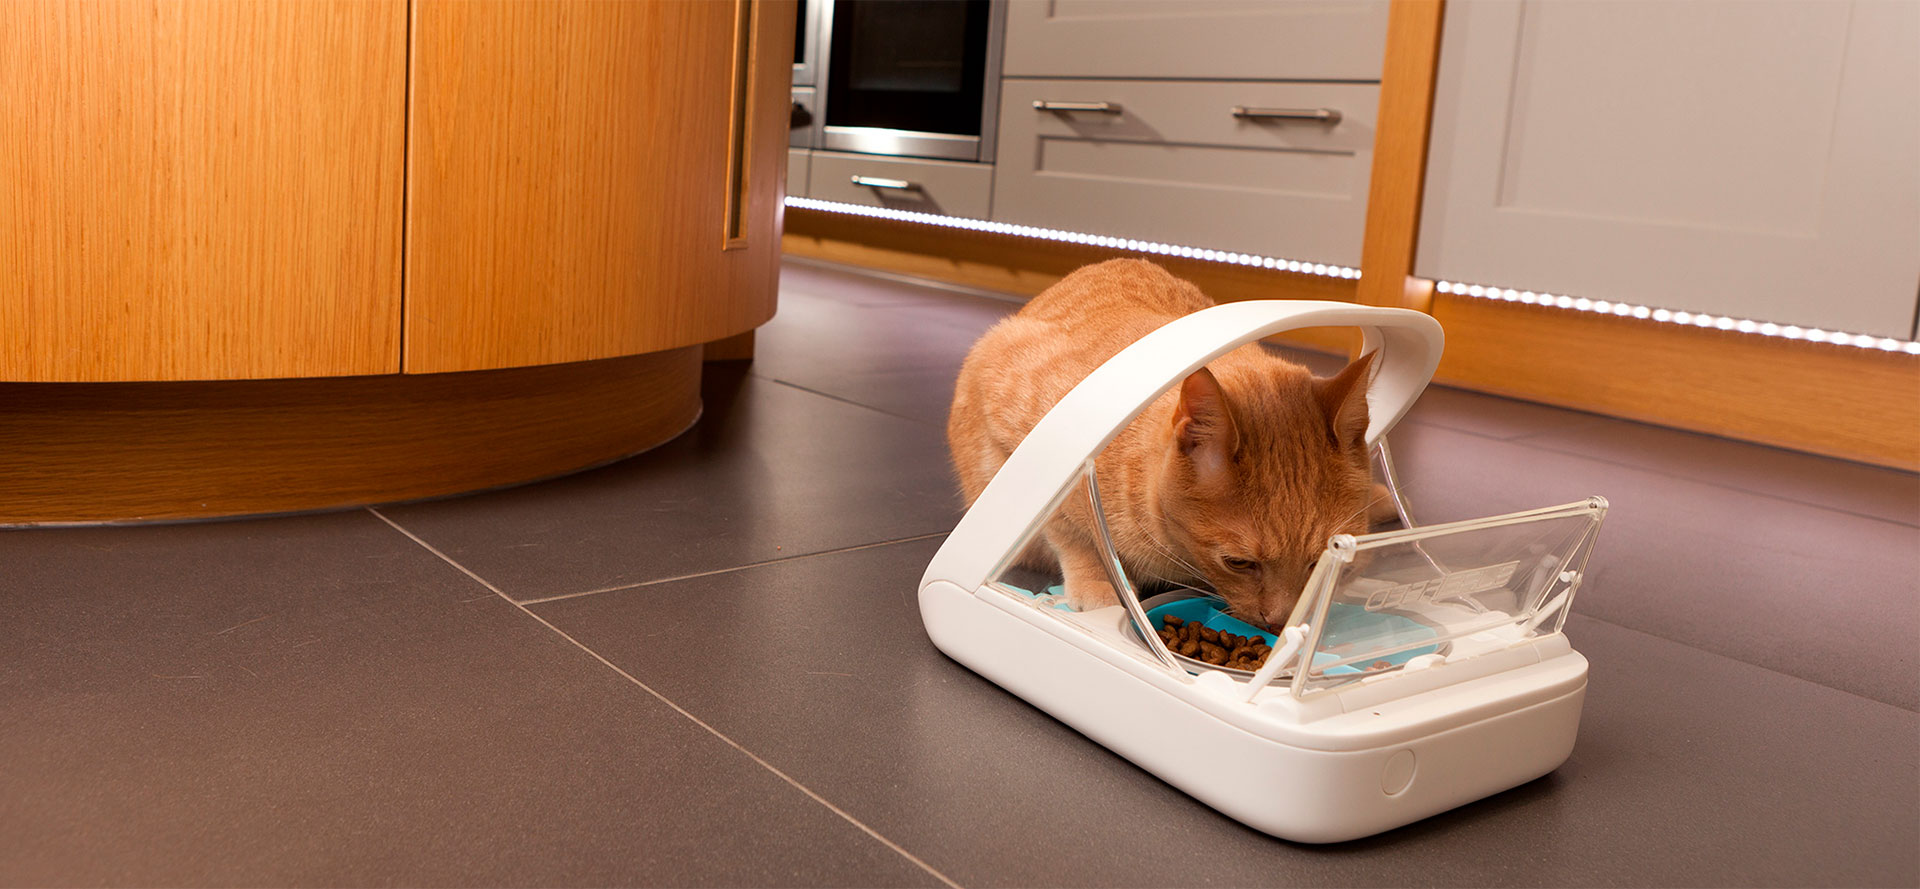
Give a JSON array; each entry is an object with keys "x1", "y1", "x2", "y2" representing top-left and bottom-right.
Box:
[
  {"x1": 808, "y1": 152, "x2": 995, "y2": 220},
  {"x1": 0, "y1": 0, "x2": 406, "y2": 382},
  {"x1": 1002, "y1": 0, "x2": 1388, "y2": 82},
  {"x1": 788, "y1": 149, "x2": 813, "y2": 199},
  {"x1": 993, "y1": 79, "x2": 1378, "y2": 265},
  {"x1": 1417, "y1": 0, "x2": 1920, "y2": 338},
  {"x1": 405, "y1": 0, "x2": 792, "y2": 374}
]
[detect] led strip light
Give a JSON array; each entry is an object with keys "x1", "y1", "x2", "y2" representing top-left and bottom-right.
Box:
[
  {"x1": 787, "y1": 196, "x2": 1920, "y2": 355},
  {"x1": 1435, "y1": 281, "x2": 1920, "y2": 355},
  {"x1": 785, "y1": 196, "x2": 1361, "y2": 279}
]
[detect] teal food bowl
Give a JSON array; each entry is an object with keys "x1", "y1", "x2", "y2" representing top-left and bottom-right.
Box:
[
  {"x1": 1140, "y1": 590, "x2": 1445, "y2": 678},
  {"x1": 999, "y1": 584, "x2": 1446, "y2": 678}
]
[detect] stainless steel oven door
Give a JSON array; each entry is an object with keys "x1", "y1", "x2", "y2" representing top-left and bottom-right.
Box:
[
  {"x1": 792, "y1": 0, "x2": 821, "y2": 86},
  {"x1": 819, "y1": 0, "x2": 1002, "y2": 162}
]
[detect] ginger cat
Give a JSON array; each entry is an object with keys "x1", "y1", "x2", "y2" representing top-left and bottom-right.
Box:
[{"x1": 948, "y1": 259, "x2": 1378, "y2": 630}]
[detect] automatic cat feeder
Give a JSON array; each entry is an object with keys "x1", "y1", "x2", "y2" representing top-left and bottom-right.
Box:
[{"x1": 918, "y1": 300, "x2": 1608, "y2": 843}]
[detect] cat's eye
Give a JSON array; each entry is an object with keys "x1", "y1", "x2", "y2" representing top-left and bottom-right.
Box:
[{"x1": 1222, "y1": 556, "x2": 1259, "y2": 573}]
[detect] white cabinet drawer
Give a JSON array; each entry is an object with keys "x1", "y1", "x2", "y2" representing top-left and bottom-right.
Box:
[
  {"x1": 807, "y1": 152, "x2": 995, "y2": 220},
  {"x1": 1003, "y1": 0, "x2": 1388, "y2": 82},
  {"x1": 787, "y1": 149, "x2": 811, "y2": 199},
  {"x1": 991, "y1": 79, "x2": 1378, "y2": 266}
]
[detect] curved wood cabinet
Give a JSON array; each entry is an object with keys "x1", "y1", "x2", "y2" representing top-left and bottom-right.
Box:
[
  {"x1": 0, "y1": 0, "x2": 794, "y2": 522},
  {"x1": 406, "y1": 0, "x2": 786, "y2": 372}
]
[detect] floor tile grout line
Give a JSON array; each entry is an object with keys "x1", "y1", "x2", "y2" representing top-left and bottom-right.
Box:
[
  {"x1": 356, "y1": 494, "x2": 1909, "y2": 713},
  {"x1": 762, "y1": 376, "x2": 937, "y2": 426},
  {"x1": 1567, "y1": 609, "x2": 1919, "y2": 714},
  {"x1": 364, "y1": 507, "x2": 964, "y2": 889},
  {"x1": 514, "y1": 531, "x2": 953, "y2": 606},
  {"x1": 1402, "y1": 419, "x2": 1920, "y2": 529}
]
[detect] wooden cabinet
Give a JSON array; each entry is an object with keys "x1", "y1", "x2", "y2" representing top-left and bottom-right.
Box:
[
  {"x1": 1417, "y1": 0, "x2": 1920, "y2": 339},
  {"x1": 403, "y1": 0, "x2": 790, "y2": 373},
  {"x1": 0, "y1": 0, "x2": 796, "y2": 521},
  {"x1": 0, "y1": 0, "x2": 406, "y2": 382},
  {"x1": 992, "y1": 79, "x2": 1379, "y2": 264},
  {"x1": 3, "y1": 0, "x2": 791, "y2": 382},
  {"x1": 1001, "y1": 0, "x2": 1388, "y2": 81}
]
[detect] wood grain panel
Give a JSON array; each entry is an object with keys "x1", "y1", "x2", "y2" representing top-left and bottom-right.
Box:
[
  {"x1": 1431, "y1": 293, "x2": 1920, "y2": 470},
  {"x1": 0, "y1": 0, "x2": 406, "y2": 382},
  {"x1": 1356, "y1": 0, "x2": 1445, "y2": 310},
  {"x1": 405, "y1": 0, "x2": 794, "y2": 373},
  {"x1": 0, "y1": 349, "x2": 703, "y2": 524},
  {"x1": 781, "y1": 207, "x2": 1365, "y2": 355}
]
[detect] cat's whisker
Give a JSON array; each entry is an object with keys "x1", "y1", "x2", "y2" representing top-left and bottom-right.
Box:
[
  {"x1": 1365, "y1": 476, "x2": 1425, "y2": 526},
  {"x1": 1141, "y1": 530, "x2": 1208, "y2": 582},
  {"x1": 1345, "y1": 492, "x2": 1391, "y2": 529}
]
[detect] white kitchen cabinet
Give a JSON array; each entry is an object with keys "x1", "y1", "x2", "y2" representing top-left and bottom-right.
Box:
[
  {"x1": 1418, "y1": 0, "x2": 1920, "y2": 338},
  {"x1": 1002, "y1": 0, "x2": 1388, "y2": 82},
  {"x1": 787, "y1": 149, "x2": 811, "y2": 199},
  {"x1": 808, "y1": 151, "x2": 996, "y2": 219},
  {"x1": 991, "y1": 78, "x2": 1379, "y2": 265}
]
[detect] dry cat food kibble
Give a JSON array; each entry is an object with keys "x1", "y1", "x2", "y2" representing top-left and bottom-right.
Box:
[{"x1": 1157, "y1": 615, "x2": 1273, "y2": 672}]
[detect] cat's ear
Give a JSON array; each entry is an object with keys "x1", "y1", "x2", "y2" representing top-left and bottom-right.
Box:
[
  {"x1": 1174, "y1": 366, "x2": 1238, "y2": 469},
  {"x1": 1314, "y1": 351, "x2": 1376, "y2": 449}
]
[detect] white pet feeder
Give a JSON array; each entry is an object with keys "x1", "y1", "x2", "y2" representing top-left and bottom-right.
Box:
[{"x1": 919, "y1": 301, "x2": 1608, "y2": 843}]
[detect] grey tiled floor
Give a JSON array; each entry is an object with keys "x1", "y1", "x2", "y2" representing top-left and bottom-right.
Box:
[{"x1": 4, "y1": 259, "x2": 1915, "y2": 887}]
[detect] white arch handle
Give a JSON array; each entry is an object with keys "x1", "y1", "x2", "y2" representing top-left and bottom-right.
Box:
[{"x1": 922, "y1": 300, "x2": 1444, "y2": 596}]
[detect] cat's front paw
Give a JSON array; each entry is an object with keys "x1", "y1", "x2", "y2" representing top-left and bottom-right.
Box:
[{"x1": 1063, "y1": 578, "x2": 1121, "y2": 612}]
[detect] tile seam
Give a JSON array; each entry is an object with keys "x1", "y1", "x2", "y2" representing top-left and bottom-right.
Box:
[
  {"x1": 1402, "y1": 421, "x2": 1920, "y2": 528},
  {"x1": 514, "y1": 532, "x2": 952, "y2": 606},
  {"x1": 762, "y1": 377, "x2": 936, "y2": 426},
  {"x1": 1567, "y1": 611, "x2": 1919, "y2": 715},
  {"x1": 364, "y1": 507, "x2": 965, "y2": 889}
]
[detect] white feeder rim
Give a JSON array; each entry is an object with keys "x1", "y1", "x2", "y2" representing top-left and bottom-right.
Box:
[{"x1": 922, "y1": 300, "x2": 1445, "y2": 596}]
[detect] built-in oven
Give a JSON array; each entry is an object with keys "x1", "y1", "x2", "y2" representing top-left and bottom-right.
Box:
[
  {"x1": 816, "y1": 0, "x2": 1004, "y2": 162},
  {"x1": 791, "y1": 0, "x2": 822, "y2": 148}
]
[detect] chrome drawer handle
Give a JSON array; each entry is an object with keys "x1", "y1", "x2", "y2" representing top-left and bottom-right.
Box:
[
  {"x1": 1032, "y1": 100, "x2": 1122, "y2": 114},
  {"x1": 1231, "y1": 106, "x2": 1342, "y2": 124},
  {"x1": 850, "y1": 175, "x2": 916, "y2": 190}
]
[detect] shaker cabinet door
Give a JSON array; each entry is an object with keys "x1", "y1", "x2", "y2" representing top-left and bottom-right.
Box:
[
  {"x1": 1417, "y1": 0, "x2": 1920, "y2": 339},
  {"x1": 808, "y1": 152, "x2": 995, "y2": 220},
  {"x1": 992, "y1": 79, "x2": 1378, "y2": 266}
]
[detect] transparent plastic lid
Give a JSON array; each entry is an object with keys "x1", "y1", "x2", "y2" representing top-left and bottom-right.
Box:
[
  {"x1": 967, "y1": 454, "x2": 1606, "y2": 700},
  {"x1": 1285, "y1": 498, "x2": 1608, "y2": 697}
]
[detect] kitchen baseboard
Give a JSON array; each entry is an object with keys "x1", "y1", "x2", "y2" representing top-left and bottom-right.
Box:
[{"x1": 0, "y1": 348, "x2": 703, "y2": 524}]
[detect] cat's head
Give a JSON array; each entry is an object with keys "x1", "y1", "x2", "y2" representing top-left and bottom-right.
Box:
[{"x1": 1155, "y1": 353, "x2": 1378, "y2": 630}]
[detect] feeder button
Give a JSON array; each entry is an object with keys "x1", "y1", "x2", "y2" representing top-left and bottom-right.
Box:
[{"x1": 1381, "y1": 749, "x2": 1416, "y2": 796}]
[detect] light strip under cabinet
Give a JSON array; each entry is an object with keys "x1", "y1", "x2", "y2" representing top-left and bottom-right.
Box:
[
  {"x1": 783, "y1": 196, "x2": 1363, "y2": 279},
  {"x1": 784, "y1": 196, "x2": 1920, "y2": 355},
  {"x1": 1435, "y1": 280, "x2": 1920, "y2": 355}
]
